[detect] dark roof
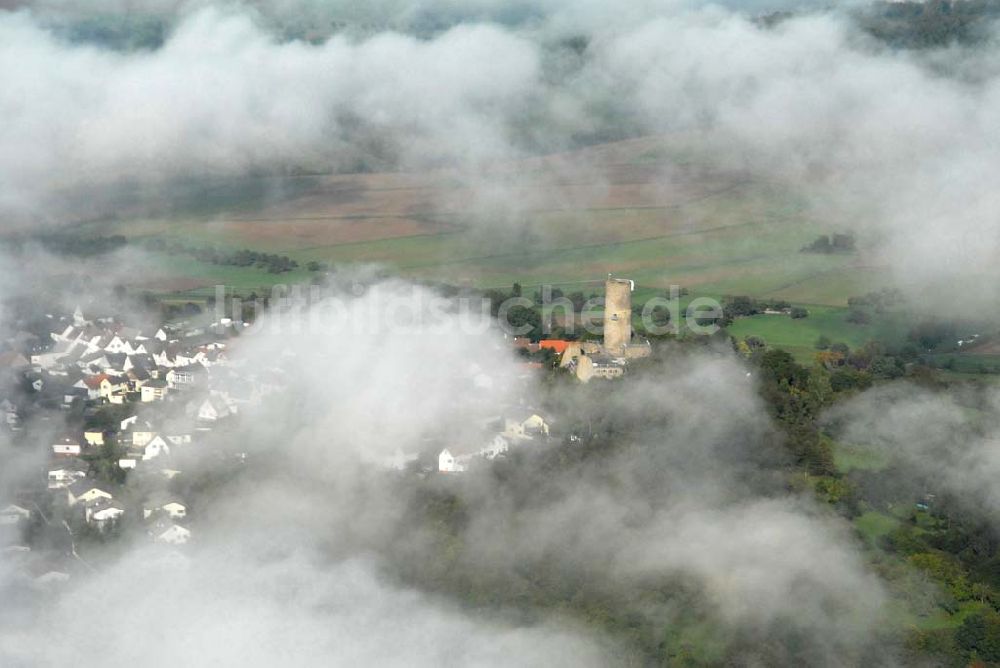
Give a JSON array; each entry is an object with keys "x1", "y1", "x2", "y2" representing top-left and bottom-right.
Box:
[
  {"x1": 80, "y1": 325, "x2": 104, "y2": 340},
  {"x1": 145, "y1": 492, "x2": 185, "y2": 508},
  {"x1": 50, "y1": 458, "x2": 87, "y2": 472},
  {"x1": 105, "y1": 353, "x2": 127, "y2": 368},
  {"x1": 85, "y1": 497, "x2": 124, "y2": 511},
  {"x1": 504, "y1": 408, "x2": 542, "y2": 424},
  {"x1": 129, "y1": 354, "x2": 155, "y2": 370},
  {"x1": 590, "y1": 355, "x2": 623, "y2": 367},
  {"x1": 68, "y1": 479, "x2": 107, "y2": 495}
]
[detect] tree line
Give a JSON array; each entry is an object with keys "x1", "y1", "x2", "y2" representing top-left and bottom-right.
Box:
[{"x1": 142, "y1": 238, "x2": 303, "y2": 274}]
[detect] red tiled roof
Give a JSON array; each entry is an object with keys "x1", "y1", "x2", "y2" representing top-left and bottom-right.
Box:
[
  {"x1": 82, "y1": 374, "x2": 110, "y2": 389},
  {"x1": 538, "y1": 340, "x2": 571, "y2": 354}
]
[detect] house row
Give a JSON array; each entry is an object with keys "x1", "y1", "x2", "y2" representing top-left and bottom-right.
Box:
[
  {"x1": 27, "y1": 359, "x2": 207, "y2": 410},
  {"x1": 62, "y1": 478, "x2": 190, "y2": 543},
  {"x1": 30, "y1": 309, "x2": 227, "y2": 397},
  {"x1": 438, "y1": 411, "x2": 551, "y2": 473}
]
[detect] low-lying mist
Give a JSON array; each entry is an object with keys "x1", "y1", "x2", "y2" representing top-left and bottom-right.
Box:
[
  {"x1": 0, "y1": 281, "x2": 896, "y2": 665},
  {"x1": 827, "y1": 382, "x2": 1000, "y2": 525},
  {"x1": 4, "y1": 0, "x2": 1000, "y2": 664},
  {"x1": 4, "y1": 1, "x2": 1000, "y2": 310}
]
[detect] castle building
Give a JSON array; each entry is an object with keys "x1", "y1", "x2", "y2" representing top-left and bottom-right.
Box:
[
  {"x1": 603, "y1": 276, "x2": 633, "y2": 355},
  {"x1": 551, "y1": 275, "x2": 650, "y2": 382}
]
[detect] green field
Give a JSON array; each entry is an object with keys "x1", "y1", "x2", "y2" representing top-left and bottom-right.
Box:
[
  {"x1": 58, "y1": 134, "x2": 989, "y2": 366},
  {"x1": 725, "y1": 306, "x2": 910, "y2": 362},
  {"x1": 834, "y1": 442, "x2": 891, "y2": 474},
  {"x1": 64, "y1": 136, "x2": 883, "y2": 309},
  {"x1": 855, "y1": 511, "x2": 900, "y2": 545},
  {"x1": 103, "y1": 194, "x2": 870, "y2": 303}
]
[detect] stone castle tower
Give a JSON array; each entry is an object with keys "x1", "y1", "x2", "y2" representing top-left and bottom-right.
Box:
[{"x1": 603, "y1": 276, "x2": 633, "y2": 355}]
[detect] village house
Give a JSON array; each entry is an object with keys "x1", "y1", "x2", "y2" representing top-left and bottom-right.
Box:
[
  {"x1": 78, "y1": 350, "x2": 109, "y2": 372},
  {"x1": 60, "y1": 385, "x2": 88, "y2": 408},
  {"x1": 32, "y1": 312, "x2": 226, "y2": 408},
  {"x1": 152, "y1": 347, "x2": 175, "y2": 368},
  {"x1": 129, "y1": 422, "x2": 159, "y2": 448},
  {"x1": 0, "y1": 504, "x2": 30, "y2": 525},
  {"x1": 51, "y1": 438, "x2": 82, "y2": 457},
  {"x1": 78, "y1": 374, "x2": 107, "y2": 400},
  {"x1": 481, "y1": 434, "x2": 511, "y2": 459},
  {"x1": 31, "y1": 340, "x2": 75, "y2": 370},
  {"x1": 149, "y1": 521, "x2": 190, "y2": 545},
  {"x1": 84, "y1": 498, "x2": 125, "y2": 529},
  {"x1": 438, "y1": 448, "x2": 470, "y2": 473},
  {"x1": 143, "y1": 497, "x2": 187, "y2": 520},
  {"x1": 67, "y1": 480, "x2": 113, "y2": 507},
  {"x1": 123, "y1": 340, "x2": 148, "y2": 356},
  {"x1": 140, "y1": 379, "x2": 169, "y2": 402},
  {"x1": 83, "y1": 430, "x2": 105, "y2": 447},
  {"x1": 191, "y1": 395, "x2": 232, "y2": 422},
  {"x1": 502, "y1": 411, "x2": 550, "y2": 440},
  {"x1": 105, "y1": 353, "x2": 127, "y2": 373},
  {"x1": 99, "y1": 375, "x2": 129, "y2": 400},
  {"x1": 102, "y1": 335, "x2": 128, "y2": 354},
  {"x1": 165, "y1": 364, "x2": 201, "y2": 388},
  {"x1": 574, "y1": 354, "x2": 625, "y2": 382},
  {"x1": 139, "y1": 434, "x2": 170, "y2": 461},
  {"x1": 95, "y1": 378, "x2": 128, "y2": 402},
  {"x1": 128, "y1": 365, "x2": 150, "y2": 385},
  {"x1": 437, "y1": 434, "x2": 514, "y2": 473},
  {"x1": 48, "y1": 460, "x2": 87, "y2": 489}
]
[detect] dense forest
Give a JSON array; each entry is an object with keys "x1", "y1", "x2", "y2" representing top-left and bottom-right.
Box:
[{"x1": 380, "y1": 342, "x2": 1000, "y2": 664}]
